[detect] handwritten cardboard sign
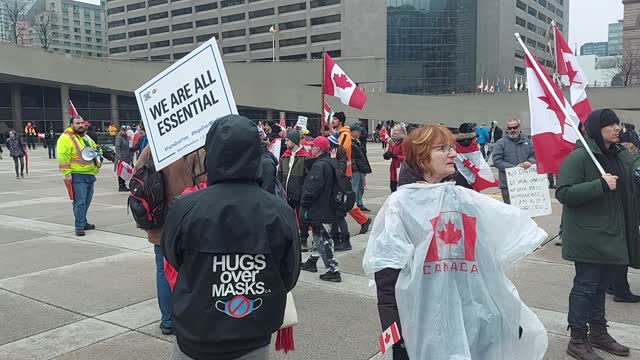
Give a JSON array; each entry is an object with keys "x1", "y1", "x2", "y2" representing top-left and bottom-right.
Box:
[{"x1": 505, "y1": 164, "x2": 552, "y2": 217}]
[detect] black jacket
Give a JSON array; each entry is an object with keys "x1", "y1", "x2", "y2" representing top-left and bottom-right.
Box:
[
  {"x1": 161, "y1": 115, "x2": 301, "y2": 360},
  {"x1": 258, "y1": 144, "x2": 278, "y2": 194},
  {"x1": 352, "y1": 138, "x2": 372, "y2": 174},
  {"x1": 45, "y1": 132, "x2": 57, "y2": 146},
  {"x1": 300, "y1": 153, "x2": 337, "y2": 225}
]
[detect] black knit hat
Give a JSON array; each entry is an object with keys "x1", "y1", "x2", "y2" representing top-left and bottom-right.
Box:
[{"x1": 285, "y1": 131, "x2": 301, "y2": 145}]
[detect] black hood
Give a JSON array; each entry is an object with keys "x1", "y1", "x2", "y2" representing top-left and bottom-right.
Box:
[
  {"x1": 205, "y1": 114, "x2": 261, "y2": 185},
  {"x1": 585, "y1": 109, "x2": 620, "y2": 154}
]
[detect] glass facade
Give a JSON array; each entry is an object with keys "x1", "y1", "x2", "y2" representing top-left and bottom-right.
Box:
[
  {"x1": 20, "y1": 85, "x2": 63, "y2": 132},
  {"x1": 387, "y1": 0, "x2": 477, "y2": 95}
]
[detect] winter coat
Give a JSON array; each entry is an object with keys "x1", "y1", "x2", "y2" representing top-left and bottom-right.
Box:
[
  {"x1": 300, "y1": 152, "x2": 337, "y2": 225},
  {"x1": 386, "y1": 140, "x2": 405, "y2": 183},
  {"x1": 557, "y1": 138, "x2": 640, "y2": 268},
  {"x1": 258, "y1": 149, "x2": 278, "y2": 195},
  {"x1": 45, "y1": 133, "x2": 58, "y2": 146},
  {"x1": 161, "y1": 115, "x2": 300, "y2": 360},
  {"x1": 351, "y1": 138, "x2": 372, "y2": 174},
  {"x1": 620, "y1": 130, "x2": 640, "y2": 149},
  {"x1": 490, "y1": 126, "x2": 503, "y2": 143},
  {"x1": 115, "y1": 134, "x2": 133, "y2": 163},
  {"x1": 131, "y1": 135, "x2": 148, "y2": 153},
  {"x1": 475, "y1": 127, "x2": 490, "y2": 145},
  {"x1": 336, "y1": 125, "x2": 353, "y2": 176},
  {"x1": 135, "y1": 146, "x2": 206, "y2": 245},
  {"x1": 6, "y1": 137, "x2": 25, "y2": 157},
  {"x1": 277, "y1": 147, "x2": 310, "y2": 206},
  {"x1": 359, "y1": 127, "x2": 368, "y2": 153},
  {"x1": 492, "y1": 135, "x2": 536, "y2": 189}
]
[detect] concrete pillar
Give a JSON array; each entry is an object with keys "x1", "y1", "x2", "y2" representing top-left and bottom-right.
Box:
[
  {"x1": 110, "y1": 94, "x2": 119, "y2": 127},
  {"x1": 61, "y1": 84, "x2": 70, "y2": 123},
  {"x1": 11, "y1": 84, "x2": 22, "y2": 132}
]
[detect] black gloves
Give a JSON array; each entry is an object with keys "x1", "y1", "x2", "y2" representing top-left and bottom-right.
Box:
[{"x1": 383, "y1": 151, "x2": 398, "y2": 160}]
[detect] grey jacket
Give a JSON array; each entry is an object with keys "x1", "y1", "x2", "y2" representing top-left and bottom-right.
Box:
[
  {"x1": 115, "y1": 134, "x2": 133, "y2": 163},
  {"x1": 492, "y1": 135, "x2": 536, "y2": 188}
]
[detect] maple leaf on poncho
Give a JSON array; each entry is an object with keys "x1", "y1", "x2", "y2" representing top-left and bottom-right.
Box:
[
  {"x1": 333, "y1": 73, "x2": 353, "y2": 89},
  {"x1": 439, "y1": 221, "x2": 462, "y2": 245}
]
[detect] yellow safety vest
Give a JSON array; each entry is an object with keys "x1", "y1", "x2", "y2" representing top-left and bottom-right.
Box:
[{"x1": 56, "y1": 127, "x2": 100, "y2": 176}]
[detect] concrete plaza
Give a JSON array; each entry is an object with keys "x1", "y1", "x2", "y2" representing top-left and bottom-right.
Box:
[{"x1": 0, "y1": 143, "x2": 639, "y2": 360}]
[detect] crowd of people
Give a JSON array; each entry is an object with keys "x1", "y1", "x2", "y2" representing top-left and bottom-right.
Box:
[{"x1": 0, "y1": 104, "x2": 631, "y2": 360}]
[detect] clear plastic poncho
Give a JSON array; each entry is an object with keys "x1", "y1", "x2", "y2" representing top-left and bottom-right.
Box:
[{"x1": 363, "y1": 183, "x2": 548, "y2": 360}]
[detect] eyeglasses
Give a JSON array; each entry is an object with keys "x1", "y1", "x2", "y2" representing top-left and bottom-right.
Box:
[
  {"x1": 507, "y1": 126, "x2": 520, "y2": 130},
  {"x1": 433, "y1": 144, "x2": 455, "y2": 153}
]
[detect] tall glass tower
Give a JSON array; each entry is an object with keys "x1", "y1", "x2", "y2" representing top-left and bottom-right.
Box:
[{"x1": 387, "y1": 0, "x2": 477, "y2": 95}]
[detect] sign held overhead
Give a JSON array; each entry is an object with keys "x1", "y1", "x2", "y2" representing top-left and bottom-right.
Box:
[{"x1": 135, "y1": 37, "x2": 237, "y2": 170}]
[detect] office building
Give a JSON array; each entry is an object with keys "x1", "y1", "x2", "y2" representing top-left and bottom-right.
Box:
[
  {"x1": 609, "y1": 19, "x2": 623, "y2": 55},
  {"x1": 105, "y1": 0, "x2": 384, "y2": 62},
  {"x1": 0, "y1": 3, "x2": 11, "y2": 42},
  {"x1": 624, "y1": 0, "x2": 640, "y2": 53},
  {"x1": 25, "y1": 0, "x2": 107, "y2": 57},
  {"x1": 581, "y1": 42, "x2": 608, "y2": 57}
]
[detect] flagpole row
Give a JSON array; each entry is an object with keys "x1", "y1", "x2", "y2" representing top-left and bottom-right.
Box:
[
  {"x1": 321, "y1": 49, "x2": 326, "y2": 137},
  {"x1": 514, "y1": 32, "x2": 605, "y2": 176}
]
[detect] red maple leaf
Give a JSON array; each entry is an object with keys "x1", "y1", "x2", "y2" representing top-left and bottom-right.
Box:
[
  {"x1": 439, "y1": 221, "x2": 462, "y2": 245},
  {"x1": 462, "y1": 158, "x2": 480, "y2": 175},
  {"x1": 538, "y1": 95, "x2": 566, "y2": 133},
  {"x1": 565, "y1": 61, "x2": 582, "y2": 86},
  {"x1": 333, "y1": 73, "x2": 353, "y2": 89}
]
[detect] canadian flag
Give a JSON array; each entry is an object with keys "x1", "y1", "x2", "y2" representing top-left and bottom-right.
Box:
[
  {"x1": 378, "y1": 322, "x2": 401, "y2": 354},
  {"x1": 554, "y1": 25, "x2": 592, "y2": 122},
  {"x1": 323, "y1": 53, "x2": 367, "y2": 110},
  {"x1": 115, "y1": 160, "x2": 134, "y2": 186},
  {"x1": 526, "y1": 54, "x2": 581, "y2": 175},
  {"x1": 453, "y1": 140, "x2": 498, "y2": 192},
  {"x1": 323, "y1": 101, "x2": 333, "y2": 130},
  {"x1": 278, "y1": 112, "x2": 287, "y2": 136},
  {"x1": 69, "y1": 100, "x2": 79, "y2": 117},
  {"x1": 476, "y1": 77, "x2": 483, "y2": 92}
]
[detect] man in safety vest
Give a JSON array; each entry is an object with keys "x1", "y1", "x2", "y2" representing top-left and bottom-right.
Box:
[
  {"x1": 57, "y1": 115, "x2": 102, "y2": 236},
  {"x1": 24, "y1": 122, "x2": 37, "y2": 149}
]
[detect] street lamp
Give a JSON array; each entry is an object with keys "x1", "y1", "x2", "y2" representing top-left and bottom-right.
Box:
[{"x1": 269, "y1": 25, "x2": 278, "y2": 62}]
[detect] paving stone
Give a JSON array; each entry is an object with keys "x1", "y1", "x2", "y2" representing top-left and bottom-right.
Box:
[{"x1": 54, "y1": 331, "x2": 173, "y2": 360}]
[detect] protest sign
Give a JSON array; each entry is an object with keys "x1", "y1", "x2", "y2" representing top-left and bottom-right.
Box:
[
  {"x1": 295, "y1": 116, "x2": 308, "y2": 130},
  {"x1": 505, "y1": 164, "x2": 552, "y2": 217},
  {"x1": 135, "y1": 37, "x2": 237, "y2": 170}
]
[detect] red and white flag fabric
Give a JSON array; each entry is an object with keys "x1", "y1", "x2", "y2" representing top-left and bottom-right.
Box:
[
  {"x1": 526, "y1": 54, "x2": 581, "y2": 175},
  {"x1": 323, "y1": 53, "x2": 367, "y2": 110},
  {"x1": 378, "y1": 322, "x2": 401, "y2": 355},
  {"x1": 115, "y1": 160, "x2": 134, "y2": 186},
  {"x1": 454, "y1": 140, "x2": 498, "y2": 192},
  {"x1": 323, "y1": 101, "x2": 334, "y2": 130},
  {"x1": 278, "y1": 112, "x2": 287, "y2": 136},
  {"x1": 268, "y1": 138, "x2": 282, "y2": 160},
  {"x1": 554, "y1": 26, "x2": 592, "y2": 123},
  {"x1": 69, "y1": 100, "x2": 79, "y2": 118}
]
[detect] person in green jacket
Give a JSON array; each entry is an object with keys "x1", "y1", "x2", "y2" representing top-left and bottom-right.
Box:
[{"x1": 557, "y1": 109, "x2": 640, "y2": 360}]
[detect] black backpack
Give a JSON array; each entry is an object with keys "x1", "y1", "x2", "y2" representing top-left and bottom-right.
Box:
[
  {"x1": 128, "y1": 158, "x2": 166, "y2": 230},
  {"x1": 328, "y1": 160, "x2": 356, "y2": 213}
]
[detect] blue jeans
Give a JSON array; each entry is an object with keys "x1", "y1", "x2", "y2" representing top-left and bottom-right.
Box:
[
  {"x1": 72, "y1": 180, "x2": 94, "y2": 231},
  {"x1": 154, "y1": 245, "x2": 172, "y2": 328},
  {"x1": 568, "y1": 262, "x2": 619, "y2": 331},
  {"x1": 352, "y1": 171, "x2": 365, "y2": 207}
]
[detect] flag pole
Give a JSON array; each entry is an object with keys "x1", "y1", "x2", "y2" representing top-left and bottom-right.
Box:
[
  {"x1": 320, "y1": 48, "x2": 326, "y2": 136},
  {"x1": 514, "y1": 33, "x2": 605, "y2": 175}
]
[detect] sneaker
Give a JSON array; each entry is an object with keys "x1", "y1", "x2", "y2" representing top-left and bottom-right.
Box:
[
  {"x1": 300, "y1": 260, "x2": 318, "y2": 273},
  {"x1": 159, "y1": 323, "x2": 174, "y2": 335},
  {"x1": 16, "y1": 176, "x2": 20, "y2": 179},
  {"x1": 20, "y1": 174, "x2": 24, "y2": 178},
  {"x1": 75, "y1": 229, "x2": 86, "y2": 236},
  {"x1": 359, "y1": 206, "x2": 371, "y2": 212},
  {"x1": 118, "y1": 187, "x2": 129, "y2": 192},
  {"x1": 359, "y1": 218, "x2": 372, "y2": 235},
  {"x1": 334, "y1": 241, "x2": 352, "y2": 252},
  {"x1": 319, "y1": 271, "x2": 342, "y2": 283},
  {"x1": 84, "y1": 223, "x2": 96, "y2": 230}
]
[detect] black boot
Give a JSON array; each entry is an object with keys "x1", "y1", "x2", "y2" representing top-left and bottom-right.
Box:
[
  {"x1": 300, "y1": 258, "x2": 318, "y2": 273},
  {"x1": 567, "y1": 329, "x2": 603, "y2": 360},
  {"x1": 359, "y1": 218, "x2": 372, "y2": 235},
  {"x1": 335, "y1": 233, "x2": 352, "y2": 252}
]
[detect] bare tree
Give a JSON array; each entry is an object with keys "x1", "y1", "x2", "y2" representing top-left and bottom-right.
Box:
[
  {"x1": 0, "y1": 0, "x2": 28, "y2": 45},
  {"x1": 609, "y1": 47, "x2": 640, "y2": 87},
  {"x1": 31, "y1": 8, "x2": 57, "y2": 50}
]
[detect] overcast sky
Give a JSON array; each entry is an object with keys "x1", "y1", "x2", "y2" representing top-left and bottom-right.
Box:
[{"x1": 569, "y1": 0, "x2": 624, "y2": 49}]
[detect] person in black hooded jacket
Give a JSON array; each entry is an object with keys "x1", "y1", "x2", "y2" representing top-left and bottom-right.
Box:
[
  {"x1": 161, "y1": 114, "x2": 301, "y2": 360},
  {"x1": 258, "y1": 141, "x2": 278, "y2": 194}
]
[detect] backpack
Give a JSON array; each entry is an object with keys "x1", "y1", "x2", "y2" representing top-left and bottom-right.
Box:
[
  {"x1": 128, "y1": 158, "x2": 166, "y2": 230},
  {"x1": 328, "y1": 160, "x2": 356, "y2": 212}
]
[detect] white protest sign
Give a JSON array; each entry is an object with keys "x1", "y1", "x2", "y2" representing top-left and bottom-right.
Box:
[
  {"x1": 295, "y1": 116, "x2": 308, "y2": 130},
  {"x1": 505, "y1": 164, "x2": 552, "y2": 218},
  {"x1": 134, "y1": 37, "x2": 237, "y2": 170}
]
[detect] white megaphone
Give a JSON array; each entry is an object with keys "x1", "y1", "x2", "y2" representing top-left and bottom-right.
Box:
[{"x1": 81, "y1": 147, "x2": 102, "y2": 168}]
